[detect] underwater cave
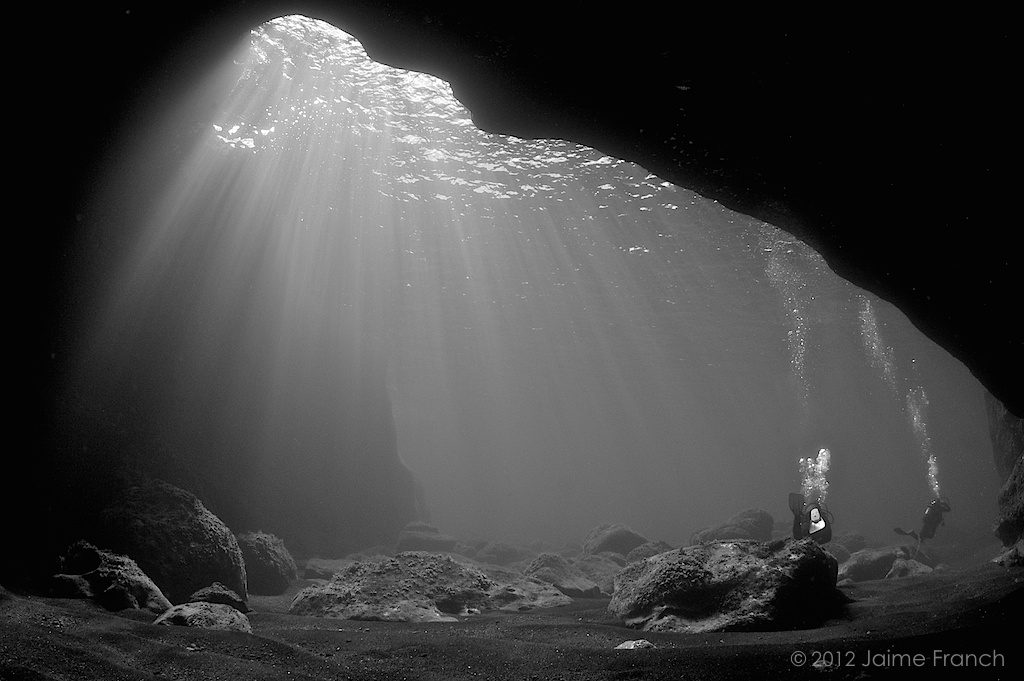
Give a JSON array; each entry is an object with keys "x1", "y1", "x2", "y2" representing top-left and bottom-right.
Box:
[{"x1": 5, "y1": 6, "x2": 1021, "y2": 680}]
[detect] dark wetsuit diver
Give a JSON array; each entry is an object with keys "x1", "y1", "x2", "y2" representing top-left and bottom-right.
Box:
[
  {"x1": 895, "y1": 498, "x2": 951, "y2": 547},
  {"x1": 789, "y1": 492, "x2": 833, "y2": 544}
]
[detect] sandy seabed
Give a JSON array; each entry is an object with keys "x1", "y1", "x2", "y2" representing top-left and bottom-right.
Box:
[{"x1": 2, "y1": 558, "x2": 1021, "y2": 681}]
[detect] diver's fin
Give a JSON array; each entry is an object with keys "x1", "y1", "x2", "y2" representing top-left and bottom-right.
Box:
[{"x1": 788, "y1": 493, "x2": 805, "y2": 515}]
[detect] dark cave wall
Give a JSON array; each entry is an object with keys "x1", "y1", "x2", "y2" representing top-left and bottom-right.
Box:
[{"x1": 986, "y1": 393, "x2": 1024, "y2": 545}]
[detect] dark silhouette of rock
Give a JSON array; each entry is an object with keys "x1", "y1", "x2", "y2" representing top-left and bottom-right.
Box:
[
  {"x1": 97, "y1": 479, "x2": 247, "y2": 603},
  {"x1": 236, "y1": 531, "x2": 297, "y2": 595},
  {"x1": 50, "y1": 541, "x2": 170, "y2": 614},
  {"x1": 582, "y1": 524, "x2": 648, "y2": 556},
  {"x1": 625, "y1": 541, "x2": 674, "y2": 564},
  {"x1": 690, "y1": 509, "x2": 773, "y2": 544},
  {"x1": 289, "y1": 551, "x2": 569, "y2": 622},
  {"x1": 188, "y1": 582, "x2": 249, "y2": 613},
  {"x1": 154, "y1": 601, "x2": 252, "y2": 633},
  {"x1": 523, "y1": 553, "x2": 601, "y2": 598},
  {"x1": 838, "y1": 548, "x2": 899, "y2": 582},
  {"x1": 609, "y1": 539, "x2": 841, "y2": 633},
  {"x1": 475, "y1": 542, "x2": 535, "y2": 566},
  {"x1": 394, "y1": 522, "x2": 458, "y2": 553}
]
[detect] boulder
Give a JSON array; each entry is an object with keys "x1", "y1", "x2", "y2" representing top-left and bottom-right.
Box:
[
  {"x1": 838, "y1": 547, "x2": 898, "y2": 582},
  {"x1": 485, "y1": 577, "x2": 572, "y2": 611},
  {"x1": 475, "y1": 541, "x2": 535, "y2": 566},
  {"x1": 583, "y1": 524, "x2": 648, "y2": 556},
  {"x1": 690, "y1": 509, "x2": 773, "y2": 544},
  {"x1": 615, "y1": 639, "x2": 657, "y2": 650},
  {"x1": 98, "y1": 479, "x2": 247, "y2": 603},
  {"x1": 625, "y1": 541, "x2": 674, "y2": 564},
  {"x1": 289, "y1": 551, "x2": 566, "y2": 622},
  {"x1": 523, "y1": 553, "x2": 602, "y2": 598},
  {"x1": 188, "y1": 582, "x2": 249, "y2": 613},
  {"x1": 826, "y1": 544, "x2": 851, "y2": 565},
  {"x1": 609, "y1": 539, "x2": 841, "y2": 633},
  {"x1": 573, "y1": 553, "x2": 625, "y2": 595},
  {"x1": 51, "y1": 541, "x2": 170, "y2": 613},
  {"x1": 154, "y1": 601, "x2": 252, "y2": 633},
  {"x1": 884, "y1": 558, "x2": 933, "y2": 579},
  {"x1": 236, "y1": 531, "x2": 297, "y2": 595},
  {"x1": 394, "y1": 522, "x2": 458, "y2": 553}
]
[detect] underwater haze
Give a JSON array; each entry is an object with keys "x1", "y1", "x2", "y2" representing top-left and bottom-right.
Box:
[{"x1": 61, "y1": 15, "x2": 998, "y2": 555}]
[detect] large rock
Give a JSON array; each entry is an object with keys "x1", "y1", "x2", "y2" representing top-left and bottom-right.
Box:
[
  {"x1": 609, "y1": 539, "x2": 841, "y2": 633},
  {"x1": 524, "y1": 553, "x2": 602, "y2": 598},
  {"x1": 583, "y1": 524, "x2": 648, "y2": 556},
  {"x1": 154, "y1": 601, "x2": 252, "y2": 633},
  {"x1": 484, "y1": 577, "x2": 572, "y2": 611},
  {"x1": 97, "y1": 479, "x2": 247, "y2": 603},
  {"x1": 51, "y1": 541, "x2": 171, "y2": 614},
  {"x1": 690, "y1": 509, "x2": 773, "y2": 544},
  {"x1": 288, "y1": 552, "x2": 568, "y2": 622},
  {"x1": 838, "y1": 547, "x2": 899, "y2": 582},
  {"x1": 884, "y1": 558, "x2": 933, "y2": 579},
  {"x1": 394, "y1": 522, "x2": 458, "y2": 553},
  {"x1": 188, "y1": 582, "x2": 249, "y2": 613},
  {"x1": 236, "y1": 531, "x2": 297, "y2": 595}
]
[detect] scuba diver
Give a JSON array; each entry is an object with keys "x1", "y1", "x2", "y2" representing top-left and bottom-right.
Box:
[
  {"x1": 894, "y1": 497, "x2": 951, "y2": 550},
  {"x1": 789, "y1": 492, "x2": 833, "y2": 544}
]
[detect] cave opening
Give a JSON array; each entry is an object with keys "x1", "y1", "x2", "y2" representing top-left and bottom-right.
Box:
[{"x1": 56, "y1": 14, "x2": 999, "y2": 559}]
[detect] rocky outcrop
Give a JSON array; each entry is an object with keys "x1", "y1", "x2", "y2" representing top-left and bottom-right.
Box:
[
  {"x1": 289, "y1": 552, "x2": 569, "y2": 622},
  {"x1": 188, "y1": 582, "x2": 249, "y2": 613},
  {"x1": 523, "y1": 553, "x2": 602, "y2": 598},
  {"x1": 992, "y1": 539, "x2": 1024, "y2": 567},
  {"x1": 690, "y1": 509, "x2": 773, "y2": 544},
  {"x1": 236, "y1": 531, "x2": 297, "y2": 595},
  {"x1": 995, "y1": 455, "x2": 1024, "y2": 547},
  {"x1": 154, "y1": 601, "x2": 252, "y2": 633},
  {"x1": 838, "y1": 548, "x2": 899, "y2": 582},
  {"x1": 97, "y1": 479, "x2": 246, "y2": 603},
  {"x1": 625, "y1": 541, "x2": 673, "y2": 564},
  {"x1": 50, "y1": 541, "x2": 170, "y2": 613},
  {"x1": 609, "y1": 539, "x2": 841, "y2": 633},
  {"x1": 394, "y1": 522, "x2": 458, "y2": 553},
  {"x1": 987, "y1": 393, "x2": 1024, "y2": 546},
  {"x1": 583, "y1": 524, "x2": 648, "y2": 556}
]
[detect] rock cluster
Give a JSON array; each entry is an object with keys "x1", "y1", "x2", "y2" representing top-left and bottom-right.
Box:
[{"x1": 51, "y1": 541, "x2": 170, "y2": 614}]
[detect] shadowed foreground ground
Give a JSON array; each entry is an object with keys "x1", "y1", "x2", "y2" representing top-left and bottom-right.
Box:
[{"x1": 2, "y1": 560, "x2": 1021, "y2": 680}]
